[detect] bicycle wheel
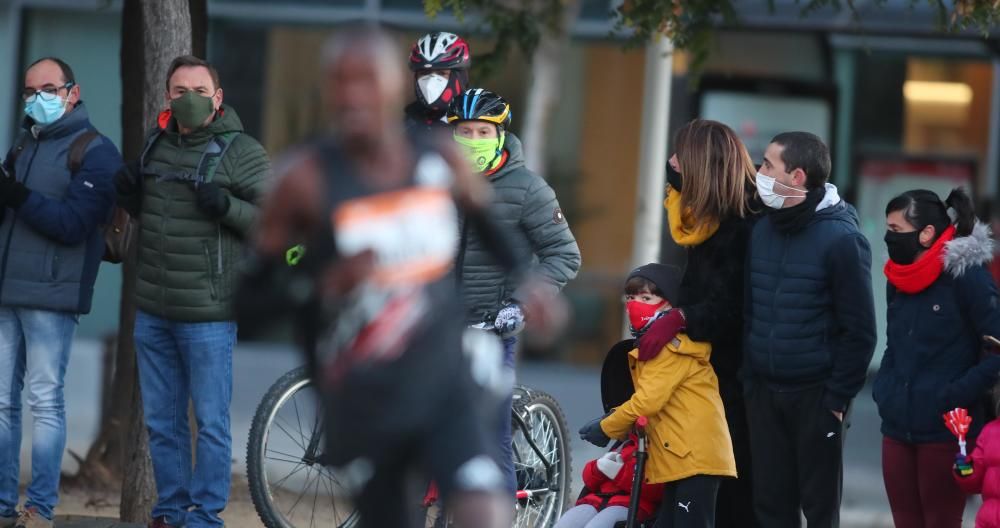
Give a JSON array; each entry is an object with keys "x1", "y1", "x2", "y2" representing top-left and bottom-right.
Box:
[
  {"x1": 511, "y1": 385, "x2": 573, "y2": 528},
  {"x1": 247, "y1": 366, "x2": 359, "y2": 528}
]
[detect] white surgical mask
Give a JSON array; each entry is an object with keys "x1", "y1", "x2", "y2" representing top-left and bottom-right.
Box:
[
  {"x1": 756, "y1": 172, "x2": 806, "y2": 209},
  {"x1": 417, "y1": 73, "x2": 449, "y2": 104}
]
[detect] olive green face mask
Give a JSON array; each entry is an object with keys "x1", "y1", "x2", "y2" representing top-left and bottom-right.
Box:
[
  {"x1": 170, "y1": 91, "x2": 216, "y2": 130},
  {"x1": 453, "y1": 131, "x2": 506, "y2": 173}
]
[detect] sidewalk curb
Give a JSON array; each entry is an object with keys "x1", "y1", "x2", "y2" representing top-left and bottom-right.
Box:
[{"x1": 53, "y1": 516, "x2": 143, "y2": 528}]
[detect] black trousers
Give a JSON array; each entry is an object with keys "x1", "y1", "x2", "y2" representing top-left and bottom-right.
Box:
[
  {"x1": 715, "y1": 373, "x2": 758, "y2": 528},
  {"x1": 746, "y1": 384, "x2": 845, "y2": 528},
  {"x1": 652, "y1": 475, "x2": 721, "y2": 528}
]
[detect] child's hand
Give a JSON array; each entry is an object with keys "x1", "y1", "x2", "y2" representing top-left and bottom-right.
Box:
[
  {"x1": 954, "y1": 453, "x2": 974, "y2": 478},
  {"x1": 579, "y1": 416, "x2": 611, "y2": 448},
  {"x1": 596, "y1": 452, "x2": 624, "y2": 479}
]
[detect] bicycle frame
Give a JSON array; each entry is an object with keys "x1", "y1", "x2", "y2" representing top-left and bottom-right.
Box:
[{"x1": 512, "y1": 405, "x2": 559, "y2": 500}]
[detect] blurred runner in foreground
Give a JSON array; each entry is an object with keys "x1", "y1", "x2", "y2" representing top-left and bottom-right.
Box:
[{"x1": 236, "y1": 26, "x2": 563, "y2": 528}]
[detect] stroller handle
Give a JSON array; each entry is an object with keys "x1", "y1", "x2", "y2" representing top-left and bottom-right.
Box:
[
  {"x1": 626, "y1": 416, "x2": 650, "y2": 528},
  {"x1": 635, "y1": 416, "x2": 648, "y2": 432}
]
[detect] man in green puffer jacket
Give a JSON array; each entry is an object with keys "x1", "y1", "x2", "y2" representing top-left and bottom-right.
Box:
[{"x1": 114, "y1": 56, "x2": 270, "y2": 528}]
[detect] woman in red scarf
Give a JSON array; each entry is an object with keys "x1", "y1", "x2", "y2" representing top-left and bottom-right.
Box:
[{"x1": 875, "y1": 188, "x2": 1000, "y2": 528}]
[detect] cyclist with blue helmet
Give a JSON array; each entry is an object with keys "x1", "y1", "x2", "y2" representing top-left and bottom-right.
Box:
[{"x1": 447, "y1": 88, "x2": 582, "y2": 497}]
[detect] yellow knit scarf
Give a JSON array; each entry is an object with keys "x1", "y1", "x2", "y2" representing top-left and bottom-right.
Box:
[{"x1": 664, "y1": 187, "x2": 720, "y2": 246}]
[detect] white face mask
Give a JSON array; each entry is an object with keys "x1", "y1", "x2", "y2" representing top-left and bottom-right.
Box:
[
  {"x1": 417, "y1": 73, "x2": 449, "y2": 104},
  {"x1": 756, "y1": 172, "x2": 806, "y2": 209}
]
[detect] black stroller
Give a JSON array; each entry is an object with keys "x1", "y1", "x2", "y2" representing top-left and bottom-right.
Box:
[{"x1": 577, "y1": 338, "x2": 657, "y2": 528}]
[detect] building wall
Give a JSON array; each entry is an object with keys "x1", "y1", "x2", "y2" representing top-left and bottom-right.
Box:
[
  {"x1": 20, "y1": 8, "x2": 123, "y2": 339},
  {"x1": 0, "y1": 3, "x2": 19, "y2": 152}
]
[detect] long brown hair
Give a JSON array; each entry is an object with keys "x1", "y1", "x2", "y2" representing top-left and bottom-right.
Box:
[{"x1": 673, "y1": 119, "x2": 756, "y2": 224}]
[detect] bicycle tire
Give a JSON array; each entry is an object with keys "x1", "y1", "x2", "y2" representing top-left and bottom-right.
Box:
[
  {"x1": 247, "y1": 366, "x2": 359, "y2": 528},
  {"x1": 512, "y1": 385, "x2": 574, "y2": 527}
]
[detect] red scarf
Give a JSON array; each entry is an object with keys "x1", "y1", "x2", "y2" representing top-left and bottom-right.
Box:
[{"x1": 884, "y1": 225, "x2": 956, "y2": 294}]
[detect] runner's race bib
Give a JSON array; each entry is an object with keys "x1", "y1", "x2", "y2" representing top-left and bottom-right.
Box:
[{"x1": 321, "y1": 153, "x2": 459, "y2": 378}]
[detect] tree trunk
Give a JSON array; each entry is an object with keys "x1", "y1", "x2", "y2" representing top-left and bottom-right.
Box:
[
  {"x1": 119, "y1": 0, "x2": 194, "y2": 522},
  {"x1": 189, "y1": 0, "x2": 208, "y2": 59},
  {"x1": 519, "y1": 0, "x2": 581, "y2": 178}
]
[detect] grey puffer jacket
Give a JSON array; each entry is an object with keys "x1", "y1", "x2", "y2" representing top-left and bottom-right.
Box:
[{"x1": 458, "y1": 133, "x2": 581, "y2": 324}]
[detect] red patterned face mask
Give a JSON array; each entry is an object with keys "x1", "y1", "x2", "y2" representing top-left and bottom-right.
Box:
[{"x1": 626, "y1": 300, "x2": 666, "y2": 331}]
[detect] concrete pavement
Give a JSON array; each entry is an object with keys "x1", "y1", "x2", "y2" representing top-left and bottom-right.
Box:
[{"x1": 51, "y1": 517, "x2": 141, "y2": 528}]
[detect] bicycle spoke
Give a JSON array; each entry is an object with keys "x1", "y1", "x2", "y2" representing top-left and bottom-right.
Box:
[
  {"x1": 265, "y1": 454, "x2": 307, "y2": 465},
  {"x1": 310, "y1": 465, "x2": 320, "y2": 528},
  {"x1": 292, "y1": 393, "x2": 309, "y2": 452},
  {"x1": 286, "y1": 464, "x2": 318, "y2": 517},
  {"x1": 321, "y1": 470, "x2": 341, "y2": 521},
  {"x1": 270, "y1": 460, "x2": 309, "y2": 490},
  {"x1": 273, "y1": 416, "x2": 308, "y2": 451},
  {"x1": 266, "y1": 446, "x2": 309, "y2": 462}
]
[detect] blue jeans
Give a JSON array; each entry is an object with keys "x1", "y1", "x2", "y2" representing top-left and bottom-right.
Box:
[
  {"x1": 134, "y1": 310, "x2": 236, "y2": 528},
  {"x1": 498, "y1": 337, "x2": 517, "y2": 495},
  {"x1": 0, "y1": 308, "x2": 76, "y2": 520}
]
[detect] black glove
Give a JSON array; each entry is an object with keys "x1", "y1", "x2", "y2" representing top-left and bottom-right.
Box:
[
  {"x1": 114, "y1": 161, "x2": 141, "y2": 197},
  {"x1": 196, "y1": 182, "x2": 230, "y2": 219},
  {"x1": 0, "y1": 175, "x2": 29, "y2": 209},
  {"x1": 579, "y1": 416, "x2": 611, "y2": 448}
]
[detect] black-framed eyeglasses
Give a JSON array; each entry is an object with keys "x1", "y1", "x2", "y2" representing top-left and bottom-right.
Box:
[{"x1": 22, "y1": 82, "x2": 74, "y2": 103}]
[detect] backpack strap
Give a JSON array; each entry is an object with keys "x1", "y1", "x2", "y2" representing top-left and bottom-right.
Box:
[
  {"x1": 194, "y1": 131, "x2": 240, "y2": 186},
  {"x1": 67, "y1": 130, "x2": 101, "y2": 174},
  {"x1": 2, "y1": 131, "x2": 30, "y2": 178},
  {"x1": 138, "y1": 128, "x2": 163, "y2": 170}
]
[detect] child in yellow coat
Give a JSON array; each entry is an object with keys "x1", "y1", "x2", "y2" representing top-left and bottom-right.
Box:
[{"x1": 579, "y1": 263, "x2": 736, "y2": 528}]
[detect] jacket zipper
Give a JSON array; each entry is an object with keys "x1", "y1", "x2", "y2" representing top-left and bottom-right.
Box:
[
  {"x1": 455, "y1": 212, "x2": 468, "y2": 287},
  {"x1": 203, "y1": 242, "x2": 218, "y2": 299},
  {"x1": 216, "y1": 224, "x2": 223, "y2": 274},
  {"x1": 216, "y1": 225, "x2": 223, "y2": 300},
  {"x1": 0, "y1": 141, "x2": 40, "y2": 302},
  {"x1": 768, "y1": 234, "x2": 790, "y2": 378}
]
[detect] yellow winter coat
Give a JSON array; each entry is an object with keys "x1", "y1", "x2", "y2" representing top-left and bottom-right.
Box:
[{"x1": 600, "y1": 334, "x2": 737, "y2": 484}]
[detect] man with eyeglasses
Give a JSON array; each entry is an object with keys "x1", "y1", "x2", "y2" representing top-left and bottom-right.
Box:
[
  {"x1": 0, "y1": 57, "x2": 120, "y2": 528},
  {"x1": 114, "y1": 55, "x2": 269, "y2": 528}
]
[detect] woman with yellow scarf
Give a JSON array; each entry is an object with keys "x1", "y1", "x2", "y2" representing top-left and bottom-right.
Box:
[{"x1": 638, "y1": 119, "x2": 760, "y2": 527}]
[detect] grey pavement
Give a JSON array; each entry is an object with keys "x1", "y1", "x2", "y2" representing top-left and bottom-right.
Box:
[
  {"x1": 29, "y1": 339, "x2": 980, "y2": 526},
  {"x1": 51, "y1": 517, "x2": 141, "y2": 528}
]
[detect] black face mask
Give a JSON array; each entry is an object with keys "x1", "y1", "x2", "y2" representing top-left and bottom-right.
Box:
[
  {"x1": 884, "y1": 230, "x2": 924, "y2": 265},
  {"x1": 666, "y1": 163, "x2": 682, "y2": 192}
]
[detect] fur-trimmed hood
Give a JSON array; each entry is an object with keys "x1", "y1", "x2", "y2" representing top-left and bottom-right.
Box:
[{"x1": 944, "y1": 221, "x2": 994, "y2": 277}]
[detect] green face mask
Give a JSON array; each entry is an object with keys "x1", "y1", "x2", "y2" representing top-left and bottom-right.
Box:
[
  {"x1": 454, "y1": 132, "x2": 505, "y2": 173},
  {"x1": 170, "y1": 91, "x2": 216, "y2": 130}
]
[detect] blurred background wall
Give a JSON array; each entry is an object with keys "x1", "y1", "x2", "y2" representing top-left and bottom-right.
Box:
[{"x1": 3, "y1": 0, "x2": 999, "y2": 368}]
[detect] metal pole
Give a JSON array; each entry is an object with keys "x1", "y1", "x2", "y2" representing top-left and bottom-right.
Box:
[
  {"x1": 629, "y1": 37, "x2": 674, "y2": 270},
  {"x1": 986, "y1": 58, "x2": 1000, "y2": 201},
  {"x1": 1, "y1": 0, "x2": 23, "y2": 151}
]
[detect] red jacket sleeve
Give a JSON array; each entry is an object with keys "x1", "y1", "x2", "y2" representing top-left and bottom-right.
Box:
[
  {"x1": 955, "y1": 423, "x2": 993, "y2": 495},
  {"x1": 582, "y1": 459, "x2": 610, "y2": 490}
]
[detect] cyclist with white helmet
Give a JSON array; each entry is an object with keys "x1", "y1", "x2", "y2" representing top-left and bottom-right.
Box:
[
  {"x1": 447, "y1": 88, "x2": 582, "y2": 497},
  {"x1": 406, "y1": 31, "x2": 471, "y2": 132}
]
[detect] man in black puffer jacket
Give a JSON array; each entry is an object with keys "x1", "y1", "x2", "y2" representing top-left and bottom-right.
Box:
[
  {"x1": 447, "y1": 88, "x2": 581, "y2": 496},
  {"x1": 744, "y1": 132, "x2": 876, "y2": 528}
]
